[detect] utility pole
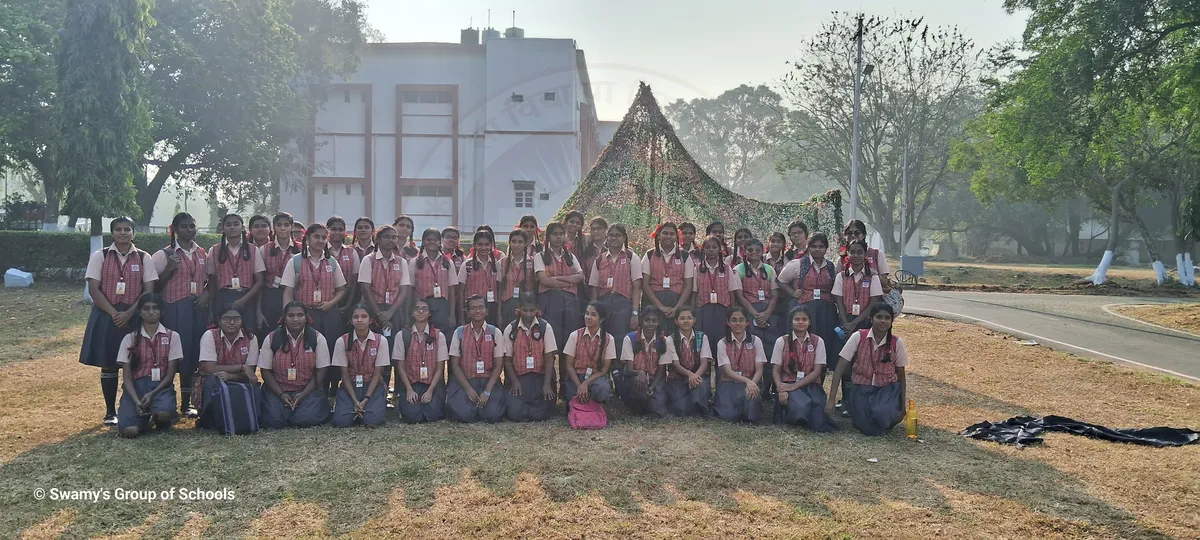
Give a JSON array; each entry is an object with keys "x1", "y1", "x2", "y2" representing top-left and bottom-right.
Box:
[
  {"x1": 850, "y1": 14, "x2": 864, "y2": 221},
  {"x1": 901, "y1": 141, "x2": 908, "y2": 255}
]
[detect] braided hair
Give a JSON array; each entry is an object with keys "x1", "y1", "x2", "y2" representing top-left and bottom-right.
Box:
[
  {"x1": 392, "y1": 215, "x2": 418, "y2": 258},
  {"x1": 843, "y1": 239, "x2": 873, "y2": 277},
  {"x1": 269, "y1": 213, "x2": 295, "y2": 257},
  {"x1": 300, "y1": 223, "x2": 330, "y2": 260},
  {"x1": 519, "y1": 215, "x2": 543, "y2": 253},
  {"x1": 507, "y1": 292, "x2": 544, "y2": 342},
  {"x1": 785, "y1": 220, "x2": 809, "y2": 260},
  {"x1": 467, "y1": 230, "x2": 498, "y2": 274},
  {"x1": 415, "y1": 228, "x2": 450, "y2": 271},
  {"x1": 738, "y1": 238, "x2": 770, "y2": 280},
  {"x1": 679, "y1": 222, "x2": 700, "y2": 253},
  {"x1": 782, "y1": 304, "x2": 814, "y2": 366},
  {"x1": 500, "y1": 229, "x2": 533, "y2": 296},
  {"x1": 724, "y1": 305, "x2": 752, "y2": 346},
  {"x1": 631, "y1": 306, "x2": 667, "y2": 356},
  {"x1": 248, "y1": 215, "x2": 271, "y2": 247},
  {"x1": 581, "y1": 216, "x2": 609, "y2": 261},
  {"x1": 697, "y1": 235, "x2": 727, "y2": 275},
  {"x1": 671, "y1": 305, "x2": 697, "y2": 362},
  {"x1": 541, "y1": 223, "x2": 575, "y2": 266},
  {"x1": 271, "y1": 301, "x2": 318, "y2": 353},
  {"x1": 441, "y1": 227, "x2": 464, "y2": 260},
  {"x1": 563, "y1": 210, "x2": 586, "y2": 257},
  {"x1": 647, "y1": 222, "x2": 688, "y2": 264},
  {"x1": 125, "y1": 293, "x2": 165, "y2": 374},
  {"x1": 731, "y1": 227, "x2": 752, "y2": 266},
  {"x1": 218, "y1": 213, "x2": 251, "y2": 264},
  {"x1": 167, "y1": 212, "x2": 194, "y2": 249},
  {"x1": 582, "y1": 300, "x2": 609, "y2": 368},
  {"x1": 869, "y1": 302, "x2": 896, "y2": 363}
]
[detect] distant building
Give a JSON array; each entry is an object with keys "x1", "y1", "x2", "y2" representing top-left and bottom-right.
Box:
[
  {"x1": 279, "y1": 27, "x2": 602, "y2": 231},
  {"x1": 597, "y1": 120, "x2": 621, "y2": 154}
]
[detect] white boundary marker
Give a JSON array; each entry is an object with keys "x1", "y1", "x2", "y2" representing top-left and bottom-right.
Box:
[
  {"x1": 1100, "y1": 303, "x2": 1200, "y2": 339},
  {"x1": 909, "y1": 307, "x2": 1200, "y2": 383}
]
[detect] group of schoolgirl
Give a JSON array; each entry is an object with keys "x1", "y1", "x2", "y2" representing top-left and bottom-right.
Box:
[{"x1": 79, "y1": 210, "x2": 909, "y2": 438}]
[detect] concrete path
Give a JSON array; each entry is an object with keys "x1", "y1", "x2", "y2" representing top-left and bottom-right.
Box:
[{"x1": 904, "y1": 291, "x2": 1200, "y2": 382}]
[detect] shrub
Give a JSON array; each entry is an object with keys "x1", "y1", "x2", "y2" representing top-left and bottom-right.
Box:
[{"x1": 0, "y1": 231, "x2": 224, "y2": 281}]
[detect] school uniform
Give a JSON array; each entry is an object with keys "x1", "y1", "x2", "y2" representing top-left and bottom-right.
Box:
[
  {"x1": 694, "y1": 261, "x2": 743, "y2": 359},
  {"x1": 771, "y1": 332, "x2": 836, "y2": 432},
  {"x1": 713, "y1": 334, "x2": 766, "y2": 423},
  {"x1": 778, "y1": 256, "x2": 839, "y2": 363},
  {"x1": 280, "y1": 249, "x2": 347, "y2": 354},
  {"x1": 254, "y1": 239, "x2": 298, "y2": 338},
  {"x1": 534, "y1": 250, "x2": 585, "y2": 342},
  {"x1": 560, "y1": 327, "x2": 616, "y2": 404},
  {"x1": 840, "y1": 329, "x2": 908, "y2": 436},
  {"x1": 498, "y1": 254, "x2": 537, "y2": 330},
  {"x1": 832, "y1": 269, "x2": 884, "y2": 333},
  {"x1": 151, "y1": 242, "x2": 209, "y2": 410},
  {"x1": 329, "y1": 243, "x2": 362, "y2": 311},
  {"x1": 589, "y1": 250, "x2": 642, "y2": 338},
  {"x1": 409, "y1": 253, "x2": 459, "y2": 333},
  {"x1": 616, "y1": 332, "x2": 668, "y2": 417},
  {"x1": 392, "y1": 325, "x2": 449, "y2": 423},
  {"x1": 502, "y1": 319, "x2": 559, "y2": 422},
  {"x1": 457, "y1": 255, "x2": 503, "y2": 322},
  {"x1": 258, "y1": 330, "x2": 332, "y2": 428},
  {"x1": 358, "y1": 250, "x2": 413, "y2": 332},
  {"x1": 80, "y1": 244, "x2": 160, "y2": 369},
  {"x1": 736, "y1": 261, "x2": 782, "y2": 360},
  {"x1": 331, "y1": 331, "x2": 390, "y2": 427},
  {"x1": 207, "y1": 240, "x2": 267, "y2": 331},
  {"x1": 577, "y1": 243, "x2": 605, "y2": 311},
  {"x1": 195, "y1": 328, "x2": 260, "y2": 430},
  {"x1": 766, "y1": 253, "x2": 790, "y2": 321},
  {"x1": 660, "y1": 331, "x2": 712, "y2": 417},
  {"x1": 641, "y1": 248, "x2": 695, "y2": 335},
  {"x1": 446, "y1": 323, "x2": 506, "y2": 423},
  {"x1": 116, "y1": 325, "x2": 184, "y2": 431}
]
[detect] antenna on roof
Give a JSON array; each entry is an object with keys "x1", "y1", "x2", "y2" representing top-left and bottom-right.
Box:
[
  {"x1": 487, "y1": 9, "x2": 491, "y2": 28},
  {"x1": 469, "y1": 17, "x2": 473, "y2": 28},
  {"x1": 512, "y1": 10, "x2": 516, "y2": 28}
]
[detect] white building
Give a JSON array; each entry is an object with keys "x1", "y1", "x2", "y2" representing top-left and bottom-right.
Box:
[{"x1": 279, "y1": 27, "x2": 601, "y2": 232}]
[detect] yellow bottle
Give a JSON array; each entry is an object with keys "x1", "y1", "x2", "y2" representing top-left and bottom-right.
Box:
[{"x1": 905, "y1": 399, "x2": 919, "y2": 439}]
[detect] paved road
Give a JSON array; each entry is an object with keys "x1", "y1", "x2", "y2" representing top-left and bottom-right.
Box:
[{"x1": 904, "y1": 291, "x2": 1200, "y2": 381}]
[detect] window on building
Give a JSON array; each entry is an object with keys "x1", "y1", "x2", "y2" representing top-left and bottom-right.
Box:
[
  {"x1": 399, "y1": 185, "x2": 453, "y2": 197},
  {"x1": 511, "y1": 93, "x2": 524, "y2": 103},
  {"x1": 513, "y1": 181, "x2": 535, "y2": 208},
  {"x1": 539, "y1": 193, "x2": 550, "y2": 201},
  {"x1": 403, "y1": 91, "x2": 419, "y2": 103},
  {"x1": 543, "y1": 92, "x2": 556, "y2": 101}
]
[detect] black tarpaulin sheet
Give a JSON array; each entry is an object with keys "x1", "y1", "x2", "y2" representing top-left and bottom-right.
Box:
[{"x1": 961, "y1": 415, "x2": 1199, "y2": 448}]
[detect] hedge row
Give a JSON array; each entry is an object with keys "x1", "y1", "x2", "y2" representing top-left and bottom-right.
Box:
[{"x1": 0, "y1": 231, "x2": 224, "y2": 281}]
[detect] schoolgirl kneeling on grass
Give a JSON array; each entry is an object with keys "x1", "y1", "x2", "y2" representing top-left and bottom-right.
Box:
[
  {"x1": 115, "y1": 294, "x2": 182, "y2": 438},
  {"x1": 258, "y1": 302, "x2": 332, "y2": 428},
  {"x1": 502, "y1": 293, "x2": 559, "y2": 422},
  {"x1": 392, "y1": 299, "x2": 449, "y2": 424}
]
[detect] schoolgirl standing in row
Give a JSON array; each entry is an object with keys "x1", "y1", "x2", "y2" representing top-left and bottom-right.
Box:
[
  {"x1": 617, "y1": 308, "x2": 668, "y2": 418},
  {"x1": 358, "y1": 225, "x2": 411, "y2": 335},
  {"x1": 81, "y1": 216, "x2": 162, "y2": 427},
  {"x1": 694, "y1": 235, "x2": 743, "y2": 358},
  {"x1": 326, "y1": 216, "x2": 361, "y2": 311},
  {"x1": 561, "y1": 301, "x2": 616, "y2": 405},
  {"x1": 152, "y1": 212, "x2": 209, "y2": 416},
  {"x1": 257, "y1": 213, "x2": 298, "y2": 340},
  {"x1": 518, "y1": 215, "x2": 543, "y2": 253},
  {"x1": 259, "y1": 301, "x2": 331, "y2": 428},
  {"x1": 713, "y1": 307, "x2": 765, "y2": 423},
  {"x1": 248, "y1": 215, "x2": 273, "y2": 249},
  {"x1": 115, "y1": 294, "x2": 181, "y2": 437},
  {"x1": 729, "y1": 227, "x2": 753, "y2": 266},
  {"x1": 195, "y1": 304, "x2": 259, "y2": 432},
  {"x1": 834, "y1": 240, "x2": 884, "y2": 335},
  {"x1": 442, "y1": 227, "x2": 466, "y2": 274},
  {"x1": 776, "y1": 233, "x2": 838, "y2": 362},
  {"x1": 771, "y1": 306, "x2": 835, "y2": 432},
  {"x1": 784, "y1": 221, "x2": 809, "y2": 261},
  {"x1": 679, "y1": 222, "x2": 700, "y2": 259},
  {"x1": 331, "y1": 306, "x2": 389, "y2": 428},
  {"x1": 502, "y1": 293, "x2": 558, "y2": 422},
  {"x1": 562, "y1": 211, "x2": 587, "y2": 257},
  {"x1": 410, "y1": 228, "x2": 458, "y2": 332},
  {"x1": 765, "y1": 232, "x2": 788, "y2": 274},
  {"x1": 825, "y1": 304, "x2": 909, "y2": 436},
  {"x1": 641, "y1": 223, "x2": 694, "y2": 335},
  {"x1": 498, "y1": 229, "x2": 536, "y2": 330},
  {"x1": 662, "y1": 306, "x2": 711, "y2": 417},
  {"x1": 352, "y1": 217, "x2": 376, "y2": 258},
  {"x1": 841, "y1": 220, "x2": 888, "y2": 275},
  {"x1": 706, "y1": 221, "x2": 727, "y2": 246},
  {"x1": 281, "y1": 222, "x2": 348, "y2": 355},
  {"x1": 394, "y1": 216, "x2": 421, "y2": 259},
  {"x1": 736, "y1": 238, "x2": 781, "y2": 388},
  {"x1": 447, "y1": 296, "x2": 506, "y2": 423},
  {"x1": 393, "y1": 299, "x2": 448, "y2": 423},
  {"x1": 536, "y1": 222, "x2": 586, "y2": 341},
  {"x1": 579, "y1": 216, "x2": 609, "y2": 307},
  {"x1": 458, "y1": 231, "x2": 502, "y2": 323},
  {"x1": 207, "y1": 214, "x2": 265, "y2": 334},
  {"x1": 589, "y1": 224, "x2": 642, "y2": 338}
]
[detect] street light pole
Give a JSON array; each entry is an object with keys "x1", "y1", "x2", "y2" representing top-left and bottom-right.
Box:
[{"x1": 850, "y1": 14, "x2": 863, "y2": 221}]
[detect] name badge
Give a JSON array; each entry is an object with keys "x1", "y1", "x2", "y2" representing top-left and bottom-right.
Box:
[
  {"x1": 151, "y1": 368, "x2": 161, "y2": 381},
  {"x1": 796, "y1": 371, "x2": 805, "y2": 379},
  {"x1": 852, "y1": 303, "x2": 861, "y2": 316},
  {"x1": 342, "y1": 255, "x2": 350, "y2": 261},
  {"x1": 757, "y1": 289, "x2": 766, "y2": 301},
  {"x1": 383, "y1": 327, "x2": 392, "y2": 337},
  {"x1": 287, "y1": 368, "x2": 297, "y2": 381},
  {"x1": 526, "y1": 356, "x2": 535, "y2": 370},
  {"x1": 115, "y1": 281, "x2": 127, "y2": 295},
  {"x1": 673, "y1": 259, "x2": 681, "y2": 265},
  {"x1": 709, "y1": 292, "x2": 718, "y2": 304},
  {"x1": 584, "y1": 367, "x2": 593, "y2": 379},
  {"x1": 198, "y1": 257, "x2": 205, "y2": 265},
  {"x1": 419, "y1": 366, "x2": 429, "y2": 379},
  {"x1": 312, "y1": 290, "x2": 322, "y2": 303},
  {"x1": 475, "y1": 360, "x2": 486, "y2": 374},
  {"x1": 231, "y1": 277, "x2": 241, "y2": 289},
  {"x1": 130, "y1": 264, "x2": 140, "y2": 272},
  {"x1": 513, "y1": 286, "x2": 520, "y2": 297},
  {"x1": 240, "y1": 347, "x2": 249, "y2": 355},
  {"x1": 189, "y1": 281, "x2": 198, "y2": 295},
  {"x1": 862, "y1": 280, "x2": 871, "y2": 288},
  {"x1": 486, "y1": 291, "x2": 495, "y2": 303},
  {"x1": 385, "y1": 291, "x2": 392, "y2": 305},
  {"x1": 662, "y1": 277, "x2": 671, "y2": 288},
  {"x1": 812, "y1": 289, "x2": 822, "y2": 300},
  {"x1": 270, "y1": 276, "x2": 279, "y2": 288},
  {"x1": 484, "y1": 334, "x2": 493, "y2": 342},
  {"x1": 433, "y1": 285, "x2": 442, "y2": 298},
  {"x1": 355, "y1": 375, "x2": 364, "y2": 388},
  {"x1": 606, "y1": 277, "x2": 614, "y2": 288}
]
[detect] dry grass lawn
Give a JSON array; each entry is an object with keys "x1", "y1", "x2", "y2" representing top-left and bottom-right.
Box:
[
  {"x1": 1, "y1": 286, "x2": 1197, "y2": 539},
  {"x1": 918, "y1": 261, "x2": 1198, "y2": 297},
  {"x1": 1112, "y1": 303, "x2": 1200, "y2": 335}
]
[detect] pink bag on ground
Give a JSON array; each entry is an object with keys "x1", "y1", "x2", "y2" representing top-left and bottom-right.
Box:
[{"x1": 568, "y1": 397, "x2": 608, "y2": 429}]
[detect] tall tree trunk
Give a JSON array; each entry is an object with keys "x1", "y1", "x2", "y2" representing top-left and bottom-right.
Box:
[{"x1": 1086, "y1": 178, "x2": 1128, "y2": 285}]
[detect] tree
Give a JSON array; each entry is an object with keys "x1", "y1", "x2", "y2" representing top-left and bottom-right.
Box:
[
  {"x1": 663, "y1": 85, "x2": 787, "y2": 191},
  {"x1": 777, "y1": 13, "x2": 985, "y2": 253},
  {"x1": 54, "y1": 0, "x2": 153, "y2": 235}
]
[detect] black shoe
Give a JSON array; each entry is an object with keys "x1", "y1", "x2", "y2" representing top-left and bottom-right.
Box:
[
  {"x1": 841, "y1": 409, "x2": 852, "y2": 418},
  {"x1": 185, "y1": 407, "x2": 200, "y2": 419},
  {"x1": 835, "y1": 400, "x2": 844, "y2": 410},
  {"x1": 103, "y1": 415, "x2": 118, "y2": 427}
]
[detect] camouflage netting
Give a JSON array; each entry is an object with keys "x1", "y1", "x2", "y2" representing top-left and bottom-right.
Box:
[{"x1": 555, "y1": 82, "x2": 843, "y2": 250}]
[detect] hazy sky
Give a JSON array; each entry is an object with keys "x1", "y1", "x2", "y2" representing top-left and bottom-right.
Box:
[{"x1": 364, "y1": 0, "x2": 1028, "y2": 120}]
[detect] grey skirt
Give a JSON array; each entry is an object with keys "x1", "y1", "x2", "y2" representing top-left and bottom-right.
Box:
[
  {"x1": 775, "y1": 383, "x2": 837, "y2": 432},
  {"x1": 849, "y1": 382, "x2": 903, "y2": 436},
  {"x1": 505, "y1": 372, "x2": 558, "y2": 422},
  {"x1": 397, "y1": 382, "x2": 445, "y2": 424},
  {"x1": 663, "y1": 376, "x2": 710, "y2": 418},
  {"x1": 447, "y1": 377, "x2": 505, "y2": 423},
  {"x1": 713, "y1": 380, "x2": 762, "y2": 424},
  {"x1": 261, "y1": 389, "x2": 330, "y2": 429},
  {"x1": 117, "y1": 376, "x2": 178, "y2": 431},
  {"x1": 333, "y1": 384, "x2": 387, "y2": 427}
]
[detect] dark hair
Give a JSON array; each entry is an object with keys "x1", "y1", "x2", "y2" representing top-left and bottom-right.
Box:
[
  {"x1": 300, "y1": 223, "x2": 330, "y2": 260},
  {"x1": 541, "y1": 223, "x2": 575, "y2": 266},
  {"x1": 739, "y1": 238, "x2": 769, "y2": 280},
  {"x1": 374, "y1": 224, "x2": 397, "y2": 247},
  {"x1": 843, "y1": 219, "x2": 867, "y2": 236},
  {"x1": 563, "y1": 210, "x2": 586, "y2": 257},
  {"x1": 782, "y1": 305, "x2": 815, "y2": 370},
  {"x1": 468, "y1": 230, "x2": 498, "y2": 274},
  {"x1": 731, "y1": 227, "x2": 753, "y2": 266},
  {"x1": 581, "y1": 300, "x2": 610, "y2": 368},
  {"x1": 476, "y1": 225, "x2": 496, "y2": 244},
  {"x1": 843, "y1": 239, "x2": 873, "y2": 277},
  {"x1": 391, "y1": 216, "x2": 417, "y2": 257},
  {"x1": 508, "y1": 292, "x2": 544, "y2": 342},
  {"x1": 216, "y1": 303, "x2": 243, "y2": 329},
  {"x1": 586, "y1": 300, "x2": 609, "y2": 323},
  {"x1": 519, "y1": 215, "x2": 538, "y2": 228},
  {"x1": 125, "y1": 293, "x2": 166, "y2": 373},
  {"x1": 500, "y1": 230, "x2": 534, "y2": 296},
  {"x1": 785, "y1": 221, "x2": 809, "y2": 260},
  {"x1": 582, "y1": 216, "x2": 610, "y2": 260},
  {"x1": 671, "y1": 305, "x2": 697, "y2": 358},
  {"x1": 632, "y1": 307, "x2": 667, "y2": 356},
  {"x1": 603, "y1": 224, "x2": 632, "y2": 260},
  {"x1": 109, "y1": 216, "x2": 135, "y2": 232},
  {"x1": 768, "y1": 232, "x2": 786, "y2": 250},
  {"x1": 249, "y1": 214, "x2": 270, "y2": 234},
  {"x1": 218, "y1": 213, "x2": 251, "y2": 264},
  {"x1": 441, "y1": 227, "x2": 464, "y2": 259},
  {"x1": 166, "y1": 212, "x2": 194, "y2": 249},
  {"x1": 808, "y1": 232, "x2": 830, "y2": 250},
  {"x1": 787, "y1": 220, "x2": 809, "y2": 236},
  {"x1": 465, "y1": 294, "x2": 487, "y2": 312},
  {"x1": 326, "y1": 216, "x2": 346, "y2": 228},
  {"x1": 293, "y1": 221, "x2": 306, "y2": 230},
  {"x1": 415, "y1": 228, "x2": 450, "y2": 271},
  {"x1": 724, "y1": 305, "x2": 752, "y2": 345},
  {"x1": 698, "y1": 235, "x2": 727, "y2": 275},
  {"x1": 869, "y1": 302, "x2": 896, "y2": 363},
  {"x1": 705, "y1": 221, "x2": 725, "y2": 235},
  {"x1": 646, "y1": 222, "x2": 688, "y2": 264},
  {"x1": 354, "y1": 216, "x2": 375, "y2": 231},
  {"x1": 271, "y1": 301, "x2": 318, "y2": 354}
]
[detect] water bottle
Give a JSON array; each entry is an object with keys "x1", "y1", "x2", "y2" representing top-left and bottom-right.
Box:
[
  {"x1": 905, "y1": 399, "x2": 919, "y2": 439},
  {"x1": 834, "y1": 326, "x2": 846, "y2": 340}
]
